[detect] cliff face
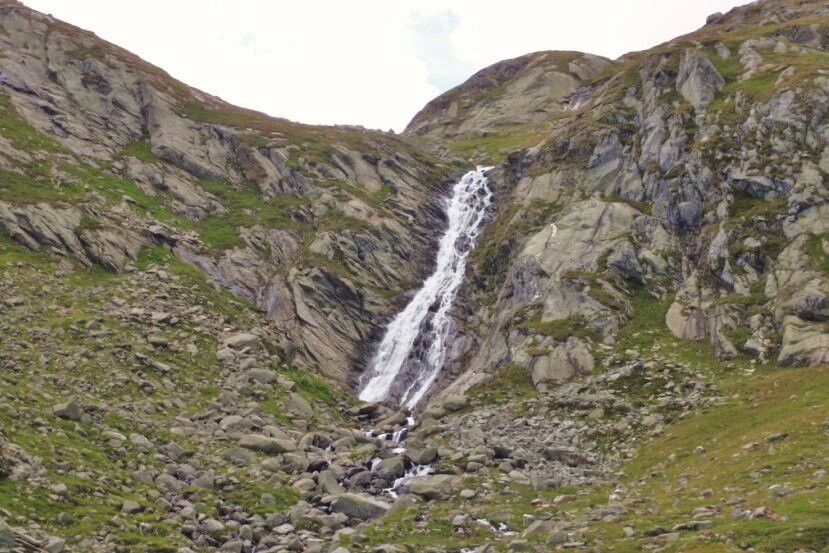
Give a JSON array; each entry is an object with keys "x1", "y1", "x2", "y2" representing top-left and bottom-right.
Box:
[
  {"x1": 428, "y1": 0, "x2": 829, "y2": 405},
  {"x1": 0, "y1": 0, "x2": 463, "y2": 387},
  {"x1": 1, "y1": 0, "x2": 829, "y2": 551}
]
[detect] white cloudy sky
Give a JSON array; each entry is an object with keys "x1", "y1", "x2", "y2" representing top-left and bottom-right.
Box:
[{"x1": 24, "y1": 0, "x2": 746, "y2": 132}]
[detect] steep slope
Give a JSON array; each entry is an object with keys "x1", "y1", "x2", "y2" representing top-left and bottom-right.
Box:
[
  {"x1": 359, "y1": 0, "x2": 829, "y2": 551},
  {"x1": 0, "y1": 0, "x2": 463, "y2": 389},
  {"x1": 435, "y1": 0, "x2": 829, "y2": 404}
]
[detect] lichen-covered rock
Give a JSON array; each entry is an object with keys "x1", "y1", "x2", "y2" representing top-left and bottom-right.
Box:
[{"x1": 676, "y1": 49, "x2": 725, "y2": 108}]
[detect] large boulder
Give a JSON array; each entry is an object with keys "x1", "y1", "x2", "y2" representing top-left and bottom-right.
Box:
[
  {"x1": 238, "y1": 434, "x2": 296, "y2": 455},
  {"x1": 222, "y1": 333, "x2": 261, "y2": 351},
  {"x1": 330, "y1": 493, "x2": 390, "y2": 520},
  {"x1": 666, "y1": 274, "x2": 707, "y2": 341},
  {"x1": 53, "y1": 401, "x2": 82, "y2": 421},
  {"x1": 666, "y1": 303, "x2": 706, "y2": 340},
  {"x1": 777, "y1": 316, "x2": 829, "y2": 366},
  {"x1": 406, "y1": 445, "x2": 438, "y2": 465},
  {"x1": 284, "y1": 393, "x2": 314, "y2": 419},
  {"x1": 408, "y1": 475, "x2": 454, "y2": 500},
  {"x1": 318, "y1": 469, "x2": 345, "y2": 495},
  {"x1": 375, "y1": 456, "x2": 405, "y2": 481},
  {"x1": 677, "y1": 49, "x2": 724, "y2": 108},
  {"x1": 530, "y1": 337, "x2": 594, "y2": 389}
]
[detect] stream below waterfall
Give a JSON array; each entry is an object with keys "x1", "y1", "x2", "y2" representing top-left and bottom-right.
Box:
[{"x1": 365, "y1": 416, "x2": 433, "y2": 497}]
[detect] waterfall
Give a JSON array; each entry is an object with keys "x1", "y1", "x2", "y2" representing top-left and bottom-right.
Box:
[{"x1": 358, "y1": 166, "x2": 492, "y2": 409}]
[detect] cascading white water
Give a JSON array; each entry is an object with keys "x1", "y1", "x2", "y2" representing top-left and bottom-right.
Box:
[{"x1": 358, "y1": 166, "x2": 493, "y2": 409}]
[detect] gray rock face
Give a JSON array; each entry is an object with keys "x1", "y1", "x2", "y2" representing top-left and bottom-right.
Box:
[
  {"x1": 329, "y1": 493, "x2": 390, "y2": 520},
  {"x1": 677, "y1": 49, "x2": 725, "y2": 108},
  {"x1": 727, "y1": 170, "x2": 791, "y2": 200},
  {"x1": 0, "y1": 202, "x2": 140, "y2": 271},
  {"x1": 607, "y1": 241, "x2": 645, "y2": 284}
]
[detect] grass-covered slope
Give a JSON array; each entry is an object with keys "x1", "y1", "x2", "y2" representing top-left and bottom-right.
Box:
[{"x1": 0, "y1": 233, "x2": 361, "y2": 551}]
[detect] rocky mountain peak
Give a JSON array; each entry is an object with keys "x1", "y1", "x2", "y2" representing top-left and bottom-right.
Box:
[{"x1": 405, "y1": 50, "x2": 611, "y2": 139}]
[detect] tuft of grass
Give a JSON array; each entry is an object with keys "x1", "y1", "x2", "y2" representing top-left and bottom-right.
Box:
[
  {"x1": 805, "y1": 233, "x2": 829, "y2": 274},
  {"x1": 120, "y1": 137, "x2": 159, "y2": 164},
  {"x1": 193, "y1": 181, "x2": 308, "y2": 250},
  {"x1": 517, "y1": 312, "x2": 599, "y2": 342},
  {"x1": 467, "y1": 363, "x2": 537, "y2": 406}
]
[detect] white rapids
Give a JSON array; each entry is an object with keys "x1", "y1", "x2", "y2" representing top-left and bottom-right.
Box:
[{"x1": 358, "y1": 166, "x2": 493, "y2": 409}]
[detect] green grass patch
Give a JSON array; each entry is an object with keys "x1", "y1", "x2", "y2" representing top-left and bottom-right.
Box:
[
  {"x1": 607, "y1": 365, "x2": 829, "y2": 552},
  {"x1": 448, "y1": 127, "x2": 547, "y2": 164},
  {"x1": 517, "y1": 312, "x2": 599, "y2": 342},
  {"x1": 0, "y1": 91, "x2": 66, "y2": 155},
  {"x1": 282, "y1": 364, "x2": 345, "y2": 408},
  {"x1": 193, "y1": 180, "x2": 308, "y2": 250},
  {"x1": 805, "y1": 233, "x2": 829, "y2": 274},
  {"x1": 467, "y1": 363, "x2": 537, "y2": 406},
  {"x1": 120, "y1": 137, "x2": 159, "y2": 164}
]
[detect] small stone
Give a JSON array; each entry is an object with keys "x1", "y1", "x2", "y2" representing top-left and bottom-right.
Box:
[
  {"x1": 547, "y1": 531, "x2": 568, "y2": 544},
  {"x1": 769, "y1": 484, "x2": 794, "y2": 497},
  {"x1": 203, "y1": 519, "x2": 225, "y2": 535},
  {"x1": 121, "y1": 500, "x2": 143, "y2": 514},
  {"x1": 129, "y1": 433, "x2": 153, "y2": 451},
  {"x1": 53, "y1": 401, "x2": 82, "y2": 421},
  {"x1": 672, "y1": 520, "x2": 713, "y2": 531}
]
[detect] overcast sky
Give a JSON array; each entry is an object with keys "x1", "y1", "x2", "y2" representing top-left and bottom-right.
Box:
[{"x1": 24, "y1": 0, "x2": 747, "y2": 132}]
